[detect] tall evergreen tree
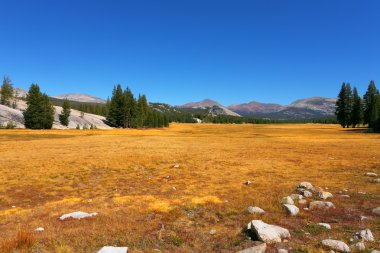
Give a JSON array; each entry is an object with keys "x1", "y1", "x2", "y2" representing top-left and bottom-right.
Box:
[
  {"x1": 335, "y1": 83, "x2": 352, "y2": 128},
  {"x1": 136, "y1": 94, "x2": 150, "y2": 127},
  {"x1": 0, "y1": 76, "x2": 14, "y2": 106},
  {"x1": 351, "y1": 87, "x2": 363, "y2": 128},
  {"x1": 107, "y1": 84, "x2": 125, "y2": 127},
  {"x1": 363, "y1": 80, "x2": 379, "y2": 127},
  {"x1": 23, "y1": 84, "x2": 55, "y2": 129},
  {"x1": 123, "y1": 87, "x2": 136, "y2": 128},
  {"x1": 59, "y1": 99, "x2": 71, "y2": 126}
]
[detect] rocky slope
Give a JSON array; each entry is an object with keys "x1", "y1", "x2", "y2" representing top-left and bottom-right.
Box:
[
  {"x1": 52, "y1": 93, "x2": 106, "y2": 104},
  {"x1": 178, "y1": 99, "x2": 241, "y2": 117},
  {"x1": 0, "y1": 99, "x2": 111, "y2": 129}
]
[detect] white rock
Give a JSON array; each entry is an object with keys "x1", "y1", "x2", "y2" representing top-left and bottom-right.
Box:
[
  {"x1": 371, "y1": 250, "x2": 380, "y2": 253},
  {"x1": 298, "y1": 199, "x2": 307, "y2": 205},
  {"x1": 364, "y1": 172, "x2": 377, "y2": 177},
  {"x1": 236, "y1": 242, "x2": 266, "y2": 253},
  {"x1": 173, "y1": 164, "x2": 180, "y2": 168},
  {"x1": 321, "y1": 239, "x2": 351, "y2": 252},
  {"x1": 303, "y1": 207, "x2": 309, "y2": 211},
  {"x1": 318, "y1": 191, "x2": 333, "y2": 200},
  {"x1": 298, "y1": 182, "x2": 314, "y2": 190},
  {"x1": 357, "y1": 229, "x2": 374, "y2": 242},
  {"x1": 373, "y1": 207, "x2": 380, "y2": 215},
  {"x1": 247, "y1": 220, "x2": 290, "y2": 243},
  {"x1": 209, "y1": 229, "x2": 217, "y2": 235},
  {"x1": 277, "y1": 249, "x2": 288, "y2": 253},
  {"x1": 247, "y1": 206, "x2": 265, "y2": 214},
  {"x1": 35, "y1": 227, "x2": 44, "y2": 232},
  {"x1": 303, "y1": 190, "x2": 312, "y2": 197},
  {"x1": 339, "y1": 195, "x2": 350, "y2": 198},
  {"x1": 373, "y1": 178, "x2": 380, "y2": 183},
  {"x1": 358, "y1": 192, "x2": 366, "y2": 195},
  {"x1": 280, "y1": 196, "x2": 294, "y2": 205},
  {"x1": 351, "y1": 242, "x2": 365, "y2": 252},
  {"x1": 283, "y1": 204, "x2": 299, "y2": 216},
  {"x1": 246, "y1": 180, "x2": 253, "y2": 185},
  {"x1": 290, "y1": 194, "x2": 303, "y2": 200},
  {"x1": 360, "y1": 216, "x2": 368, "y2": 221},
  {"x1": 318, "y1": 223, "x2": 331, "y2": 229},
  {"x1": 97, "y1": 246, "x2": 128, "y2": 253},
  {"x1": 309, "y1": 201, "x2": 335, "y2": 210},
  {"x1": 59, "y1": 211, "x2": 98, "y2": 220}
]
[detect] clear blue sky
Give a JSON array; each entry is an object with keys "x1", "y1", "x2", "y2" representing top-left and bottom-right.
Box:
[{"x1": 0, "y1": 0, "x2": 379, "y2": 105}]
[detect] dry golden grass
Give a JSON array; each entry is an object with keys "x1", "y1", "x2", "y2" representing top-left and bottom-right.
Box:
[{"x1": 0, "y1": 124, "x2": 379, "y2": 252}]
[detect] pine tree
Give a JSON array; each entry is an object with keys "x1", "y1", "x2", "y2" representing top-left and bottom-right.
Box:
[
  {"x1": 351, "y1": 87, "x2": 363, "y2": 128},
  {"x1": 123, "y1": 87, "x2": 136, "y2": 128},
  {"x1": 0, "y1": 76, "x2": 14, "y2": 106},
  {"x1": 107, "y1": 84, "x2": 125, "y2": 127},
  {"x1": 336, "y1": 83, "x2": 352, "y2": 128},
  {"x1": 59, "y1": 99, "x2": 71, "y2": 126},
  {"x1": 23, "y1": 84, "x2": 55, "y2": 129},
  {"x1": 136, "y1": 94, "x2": 150, "y2": 127},
  {"x1": 363, "y1": 80, "x2": 379, "y2": 128}
]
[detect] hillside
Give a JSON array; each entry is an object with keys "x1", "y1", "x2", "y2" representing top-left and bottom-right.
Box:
[
  {"x1": 0, "y1": 99, "x2": 111, "y2": 129},
  {"x1": 178, "y1": 99, "x2": 241, "y2": 117},
  {"x1": 52, "y1": 93, "x2": 107, "y2": 104}
]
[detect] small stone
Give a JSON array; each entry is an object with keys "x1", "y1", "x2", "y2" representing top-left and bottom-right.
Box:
[
  {"x1": 372, "y1": 207, "x2": 380, "y2": 215},
  {"x1": 97, "y1": 246, "x2": 128, "y2": 253},
  {"x1": 247, "y1": 206, "x2": 265, "y2": 214},
  {"x1": 351, "y1": 242, "x2": 365, "y2": 252},
  {"x1": 35, "y1": 227, "x2": 44, "y2": 232},
  {"x1": 360, "y1": 216, "x2": 368, "y2": 221},
  {"x1": 290, "y1": 194, "x2": 303, "y2": 200},
  {"x1": 280, "y1": 196, "x2": 294, "y2": 205},
  {"x1": 303, "y1": 207, "x2": 309, "y2": 211},
  {"x1": 371, "y1": 250, "x2": 380, "y2": 253},
  {"x1": 318, "y1": 223, "x2": 331, "y2": 229},
  {"x1": 11, "y1": 205, "x2": 16, "y2": 208},
  {"x1": 339, "y1": 195, "x2": 350, "y2": 198},
  {"x1": 59, "y1": 211, "x2": 98, "y2": 220},
  {"x1": 321, "y1": 239, "x2": 350, "y2": 252},
  {"x1": 364, "y1": 172, "x2": 377, "y2": 177},
  {"x1": 303, "y1": 190, "x2": 312, "y2": 197},
  {"x1": 358, "y1": 192, "x2": 366, "y2": 195},
  {"x1": 209, "y1": 229, "x2": 217, "y2": 235},
  {"x1": 373, "y1": 178, "x2": 380, "y2": 183},
  {"x1": 247, "y1": 220, "x2": 290, "y2": 243},
  {"x1": 356, "y1": 229, "x2": 374, "y2": 242},
  {"x1": 297, "y1": 182, "x2": 314, "y2": 190},
  {"x1": 277, "y1": 249, "x2": 288, "y2": 253},
  {"x1": 298, "y1": 199, "x2": 307, "y2": 205},
  {"x1": 172, "y1": 187, "x2": 176, "y2": 190},
  {"x1": 236, "y1": 242, "x2": 266, "y2": 253},
  {"x1": 318, "y1": 191, "x2": 333, "y2": 200},
  {"x1": 283, "y1": 204, "x2": 299, "y2": 216},
  {"x1": 309, "y1": 201, "x2": 335, "y2": 210},
  {"x1": 245, "y1": 180, "x2": 253, "y2": 185},
  {"x1": 173, "y1": 164, "x2": 180, "y2": 168}
]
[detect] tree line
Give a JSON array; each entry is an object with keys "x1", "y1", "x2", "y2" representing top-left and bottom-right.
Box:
[
  {"x1": 335, "y1": 80, "x2": 380, "y2": 132},
  {"x1": 106, "y1": 84, "x2": 169, "y2": 128}
]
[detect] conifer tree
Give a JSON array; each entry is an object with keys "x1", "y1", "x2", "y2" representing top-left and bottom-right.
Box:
[
  {"x1": 23, "y1": 84, "x2": 55, "y2": 129},
  {"x1": 59, "y1": 99, "x2": 71, "y2": 126},
  {"x1": 336, "y1": 82, "x2": 353, "y2": 128},
  {"x1": 0, "y1": 76, "x2": 14, "y2": 106},
  {"x1": 363, "y1": 80, "x2": 379, "y2": 127},
  {"x1": 107, "y1": 84, "x2": 125, "y2": 127},
  {"x1": 123, "y1": 87, "x2": 136, "y2": 128},
  {"x1": 351, "y1": 87, "x2": 363, "y2": 128}
]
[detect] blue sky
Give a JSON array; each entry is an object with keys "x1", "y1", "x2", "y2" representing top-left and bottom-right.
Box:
[{"x1": 0, "y1": 0, "x2": 379, "y2": 105}]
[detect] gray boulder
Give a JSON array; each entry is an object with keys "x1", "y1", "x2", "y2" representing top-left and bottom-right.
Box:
[
  {"x1": 351, "y1": 242, "x2": 365, "y2": 252},
  {"x1": 298, "y1": 181, "x2": 314, "y2": 190},
  {"x1": 309, "y1": 201, "x2": 335, "y2": 210},
  {"x1": 318, "y1": 191, "x2": 333, "y2": 200},
  {"x1": 236, "y1": 242, "x2": 266, "y2": 253},
  {"x1": 283, "y1": 204, "x2": 299, "y2": 216},
  {"x1": 97, "y1": 246, "x2": 128, "y2": 253},
  {"x1": 247, "y1": 206, "x2": 265, "y2": 214},
  {"x1": 321, "y1": 239, "x2": 350, "y2": 252},
  {"x1": 247, "y1": 220, "x2": 290, "y2": 243},
  {"x1": 356, "y1": 229, "x2": 374, "y2": 242},
  {"x1": 280, "y1": 196, "x2": 294, "y2": 205},
  {"x1": 290, "y1": 194, "x2": 303, "y2": 200},
  {"x1": 373, "y1": 207, "x2": 380, "y2": 215}
]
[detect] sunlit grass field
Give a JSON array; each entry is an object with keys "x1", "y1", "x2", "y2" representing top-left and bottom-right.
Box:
[{"x1": 0, "y1": 124, "x2": 379, "y2": 252}]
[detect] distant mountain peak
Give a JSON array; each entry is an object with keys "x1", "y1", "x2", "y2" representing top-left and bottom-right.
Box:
[
  {"x1": 178, "y1": 99, "x2": 240, "y2": 117},
  {"x1": 52, "y1": 93, "x2": 106, "y2": 104}
]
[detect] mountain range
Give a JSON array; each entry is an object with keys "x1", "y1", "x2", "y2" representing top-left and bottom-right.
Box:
[{"x1": 13, "y1": 89, "x2": 337, "y2": 120}]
